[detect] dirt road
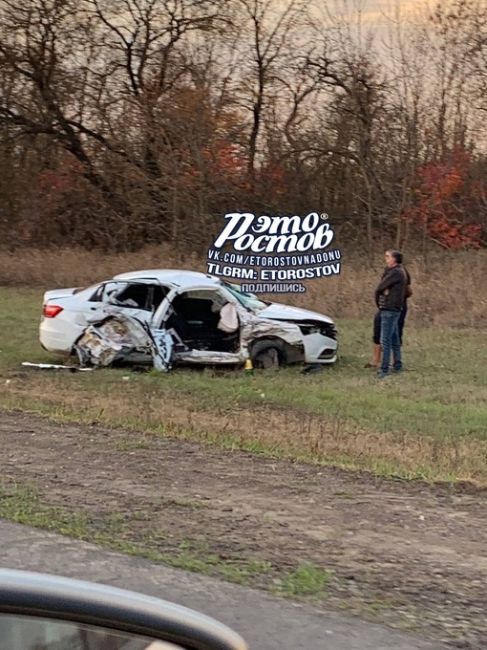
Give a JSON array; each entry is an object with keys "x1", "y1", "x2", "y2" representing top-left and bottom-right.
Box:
[
  {"x1": 0, "y1": 410, "x2": 485, "y2": 648},
  {"x1": 0, "y1": 521, "x2": 448, "y2": 650}
]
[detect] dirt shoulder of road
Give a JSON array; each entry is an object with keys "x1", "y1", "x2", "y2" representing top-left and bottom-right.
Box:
[{"x1": 1, "y1": 409, "x2": 485, "y2": 649}]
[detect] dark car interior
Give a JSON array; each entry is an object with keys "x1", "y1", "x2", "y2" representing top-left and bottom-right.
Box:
[
  {"x1": 110, "y1": 283, "x2": 169, "y2": 312},
  {"x1": 165, "y1": 293, "x2": 240, "y2": 353}
]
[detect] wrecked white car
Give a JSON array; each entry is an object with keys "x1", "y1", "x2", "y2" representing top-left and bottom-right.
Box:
[{"x1": 40, "y1": 270, "x2": 338, "y2": 369}]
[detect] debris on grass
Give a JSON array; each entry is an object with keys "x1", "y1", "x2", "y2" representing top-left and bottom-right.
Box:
[{"x1": 21, "y1": 362, "x2": 93, "y2": 372}]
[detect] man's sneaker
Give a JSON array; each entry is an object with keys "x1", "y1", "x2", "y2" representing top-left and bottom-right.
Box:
[{"x1": 377, "y1": 370, "x2": 389, "y2": 379}]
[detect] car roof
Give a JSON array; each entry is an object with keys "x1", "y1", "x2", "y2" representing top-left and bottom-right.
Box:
[{"x1": 113, "y1": 269, "x2": 221, "y2": 288}]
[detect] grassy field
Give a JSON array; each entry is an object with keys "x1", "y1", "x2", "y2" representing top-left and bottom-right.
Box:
[{"x1": 1, "y1": 287, "x2": 486, "y2": 484}]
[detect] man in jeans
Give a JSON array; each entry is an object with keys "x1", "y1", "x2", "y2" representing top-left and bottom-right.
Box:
[
  {"x1": 365, "y1": 263, "x2": 411, "y2": 369},
  {"x1": 374, "y1": 250, "x2": 408, "y2": 378}
]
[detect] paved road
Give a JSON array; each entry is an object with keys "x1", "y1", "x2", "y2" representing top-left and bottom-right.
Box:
[{"x1": 0, "y1": 520, "x2": 447, "y2": 650}]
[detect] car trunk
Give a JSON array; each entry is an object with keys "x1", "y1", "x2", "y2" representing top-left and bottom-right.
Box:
[{"x1": 42, "y1": 288, "x2": 80, "y2": 303}]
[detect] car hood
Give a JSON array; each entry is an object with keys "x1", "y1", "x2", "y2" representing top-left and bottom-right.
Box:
[{"x1": 258, "y1": 303, "x2": 334, "y2": 325}]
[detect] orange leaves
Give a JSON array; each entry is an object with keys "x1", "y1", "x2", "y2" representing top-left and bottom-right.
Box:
[
  {"x1": 403, "y1": 148, "x2": 483, "y2": 249},
  {"x1": 426, "y1": 215, "x2": 482, "y2": 249},
  {"x1": 211, "y1": 140, "x2": 247, "y2": 178}
]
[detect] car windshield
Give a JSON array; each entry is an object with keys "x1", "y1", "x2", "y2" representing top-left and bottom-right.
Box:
[{"x1": 223, "y1": 282, "x2": 268, "y2": 311}]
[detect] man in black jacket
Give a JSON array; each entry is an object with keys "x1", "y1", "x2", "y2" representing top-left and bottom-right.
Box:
[
  {"x1": 375, "y1": 250, "x2": 408, "y2": 377},
  {"x1": 366, "y1": 262, "x2": 411, "y2": 369}
]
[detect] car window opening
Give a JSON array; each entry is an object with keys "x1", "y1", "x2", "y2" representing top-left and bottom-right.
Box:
[
  {"x1": 109, "y1": 284, "x2": 169, "y2": 312},
  {"x1": 165, "y1": 292, "x2": 240, "y2": 353}
]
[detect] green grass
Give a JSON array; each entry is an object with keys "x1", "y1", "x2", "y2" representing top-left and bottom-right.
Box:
[
  {"x1": 1, "y1": 287, "x2": 487, "y2": 483},
  {"x1": 275, "y1": 562, "x2": 332, "y2": 597},
  {"x1": 0, "y1": 483, "x2": 91, "y2": 539}
]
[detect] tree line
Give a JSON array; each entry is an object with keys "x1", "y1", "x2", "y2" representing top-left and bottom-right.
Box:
[{"x1": 0, "y1": 0, "x2": 485, "y2": 252}]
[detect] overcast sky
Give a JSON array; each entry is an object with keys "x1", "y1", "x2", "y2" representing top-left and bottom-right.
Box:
[
  {"x1": 311, "y1": 0, "x2": 430, "y2": 27},
  {"x1": 303, "y1": 0, "x2": 432, "y2": 56}
]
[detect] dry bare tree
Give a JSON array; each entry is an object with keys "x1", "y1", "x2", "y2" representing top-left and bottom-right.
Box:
[
  {"x1": 231, "y1": 0, "x2": 309, "y2": 180},
  {"x1": 0, "y1": 0, "x2": 484, "y2": 251},
  {"x1": 0, "y1": 0, "x2": 231, "y2": 247}
]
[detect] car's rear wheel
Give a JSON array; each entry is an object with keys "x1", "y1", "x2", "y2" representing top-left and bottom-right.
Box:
[{"x1": 251, "y1": 340, "x2": 284, "y2": 369}]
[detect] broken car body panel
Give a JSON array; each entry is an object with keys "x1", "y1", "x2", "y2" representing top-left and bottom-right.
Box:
[
  {"x1": 74, "y1": 313, "x2": 174, "y2": 372},
  {"x1": 74, "y1": 284, "x2": 307, "y2": 370}
]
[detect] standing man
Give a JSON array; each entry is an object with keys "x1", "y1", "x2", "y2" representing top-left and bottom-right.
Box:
[
  {"x1": 375, "y1": 250, "x2": 407, "y2": 378},
  {"x1": 366, "y1": 255, "x2": 412, "y2": 370}
]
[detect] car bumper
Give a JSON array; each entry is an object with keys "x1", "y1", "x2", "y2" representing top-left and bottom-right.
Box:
[
  {"x1": 303, "y1": 332, "x2": 338, "y2": 364},
  {"x1": 39, "y1": 320, "x2": 78, "y2": 355}
]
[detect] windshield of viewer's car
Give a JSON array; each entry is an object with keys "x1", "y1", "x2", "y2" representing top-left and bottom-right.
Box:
[{"x1": 223, "y1": 282, "x2": 268, "y2": 311}]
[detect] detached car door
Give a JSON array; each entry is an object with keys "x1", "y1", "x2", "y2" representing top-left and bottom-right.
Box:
[{"x1": 152, "y1": 285, "x2": 245, "y2": 365}]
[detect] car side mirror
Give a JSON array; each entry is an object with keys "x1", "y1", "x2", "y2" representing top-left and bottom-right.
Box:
[{"x1": 0, "y1": 570, "x2": 247, "y2": 650}]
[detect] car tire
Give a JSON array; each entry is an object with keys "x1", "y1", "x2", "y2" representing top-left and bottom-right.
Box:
[{"x1": 250, "y1": 339, "x2": 284, "y2": 369}]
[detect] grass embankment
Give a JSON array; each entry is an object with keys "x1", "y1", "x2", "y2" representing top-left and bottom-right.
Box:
[{"x1": 1, "y1": 287, "x2": 486, "y2": 484}]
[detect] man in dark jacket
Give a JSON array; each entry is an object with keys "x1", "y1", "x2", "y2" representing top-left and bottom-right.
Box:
[
  {"x1": 375, "y1": 250, "x2": 408, "y2": 377},
  {"x1": 365, "y1": 259, "x2": 412, "y2": 370}
]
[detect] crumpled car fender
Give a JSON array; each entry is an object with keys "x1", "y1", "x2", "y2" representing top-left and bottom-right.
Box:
[
  {"x1": 237, "y1": 308, "x2": 304, "y2": 360},
  {"x1": 74, "y1": 313, "x2": 173, "y2": 372}
]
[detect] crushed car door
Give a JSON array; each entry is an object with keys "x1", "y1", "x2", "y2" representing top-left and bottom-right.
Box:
[{"x1": 152, "y1": 286, "x2": 245, "y2": 364}]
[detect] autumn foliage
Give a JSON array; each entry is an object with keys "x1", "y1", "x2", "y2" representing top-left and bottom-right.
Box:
[
  {"x1": 0, "y1": 0, "x2": 486, "y2": 251},
  {"x1": 404, "y1": 149, "x2": 484, "y2": 249}
]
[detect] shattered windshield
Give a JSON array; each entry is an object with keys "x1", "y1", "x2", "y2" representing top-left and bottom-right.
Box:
[{"x1": 223, "y1": 282, "x2": 268, "y2": 311}]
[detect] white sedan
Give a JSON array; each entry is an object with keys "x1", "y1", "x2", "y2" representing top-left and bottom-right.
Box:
[{"x1": 39, "y1": 269, "x2": 338, "y2": 368}]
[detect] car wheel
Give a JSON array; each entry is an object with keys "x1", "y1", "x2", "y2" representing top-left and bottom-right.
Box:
[{"x1": 251, "y1": 340, "x2": 283, "y2": 369}]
